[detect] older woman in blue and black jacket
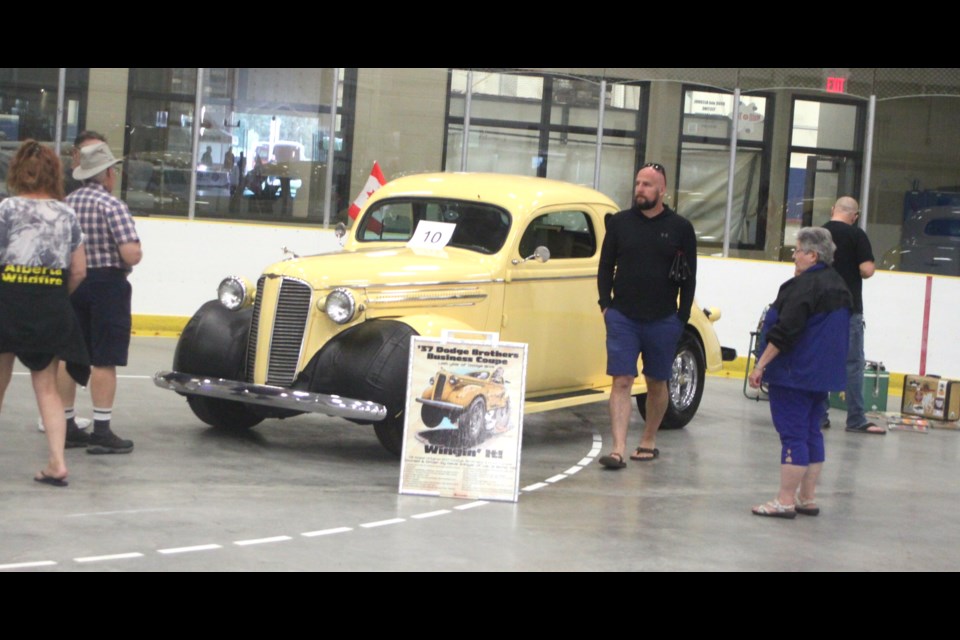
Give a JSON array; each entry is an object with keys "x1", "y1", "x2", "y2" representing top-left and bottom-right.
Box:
[{"x1": 748, "y1": 227, "x2": 852, "y2": 519}]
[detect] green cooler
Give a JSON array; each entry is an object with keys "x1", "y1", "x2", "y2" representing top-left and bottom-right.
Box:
[{"x1": 829, "y1": 361, "x2": 889, "y2": 412}]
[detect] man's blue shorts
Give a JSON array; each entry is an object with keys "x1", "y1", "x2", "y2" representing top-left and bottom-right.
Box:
[
  {"x1": 70, "y1": 268, "x2": 132, "y2": 367},
  {"x1": 604, "y1": 308, "x2": 683, "y2": 381}
]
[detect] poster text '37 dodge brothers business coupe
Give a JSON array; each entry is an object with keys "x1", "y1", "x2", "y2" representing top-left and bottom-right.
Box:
[{"x1": 154, "y1": 173, "x2": 728, "y2": 455}]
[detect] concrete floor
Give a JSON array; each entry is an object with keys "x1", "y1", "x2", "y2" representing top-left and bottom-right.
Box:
[{"x1": 2, "y1": 336, "x2": 958, "y2": 572}]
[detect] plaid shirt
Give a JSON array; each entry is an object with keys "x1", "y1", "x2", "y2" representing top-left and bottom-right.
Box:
[{"x1": 66, "y1": 182, "x2": 140, "y2": 271}]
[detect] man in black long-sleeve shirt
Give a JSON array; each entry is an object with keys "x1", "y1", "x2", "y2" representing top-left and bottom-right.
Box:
[{"x1": 596, "y1": 163, "x2": 697, "y2": 468}]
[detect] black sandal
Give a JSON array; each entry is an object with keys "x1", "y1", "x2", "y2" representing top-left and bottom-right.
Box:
[{"x1": 598, "y1": 452, "x2": 627, "y2": 469}]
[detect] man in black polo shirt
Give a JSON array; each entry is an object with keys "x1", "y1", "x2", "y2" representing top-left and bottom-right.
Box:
[
  {"x1": 822, "y1": 196, "x2": 882, "y2": 434},
  {"x1": 597, "y1": 163, "x2": 697, "y2": 468}
]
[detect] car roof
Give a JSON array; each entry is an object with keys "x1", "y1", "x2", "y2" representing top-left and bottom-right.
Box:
[{"x1": 368, "y1": 172, "x2": 618, "y2": 215}]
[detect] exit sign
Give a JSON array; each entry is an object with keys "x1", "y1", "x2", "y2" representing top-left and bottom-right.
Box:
[{"x1": 825, "y1": 76, "x2": 847, "y2": 93}]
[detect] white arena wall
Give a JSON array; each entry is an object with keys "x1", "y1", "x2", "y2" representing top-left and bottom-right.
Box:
[{"x1": 132, "y1": 217, "x2": 960, "y2": 381}]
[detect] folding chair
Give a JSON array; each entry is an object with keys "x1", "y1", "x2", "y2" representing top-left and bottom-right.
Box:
[{"x1": 743, "y1": 304, "x2": 770, "y2": 401}]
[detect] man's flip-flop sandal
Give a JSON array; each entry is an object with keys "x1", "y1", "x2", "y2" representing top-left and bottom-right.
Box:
[
  {"x1": 630, "y1": 447, "x2": 659, "y2": 461},
  {"x1": 845, "y1": 422, "x2": 886, "y2": 435},
  {"x1": 598, "y1": 453, "x2": 627, "y2": 469}
]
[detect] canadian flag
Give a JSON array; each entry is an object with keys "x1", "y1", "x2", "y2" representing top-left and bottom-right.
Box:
[{"x1": 348, "y1": 161, "x2": 387, "y2": 220}]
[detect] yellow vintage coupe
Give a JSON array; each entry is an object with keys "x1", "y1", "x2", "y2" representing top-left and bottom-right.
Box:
[{"x1": 155, "y1": 173, "x2": 727, "y2": 456}]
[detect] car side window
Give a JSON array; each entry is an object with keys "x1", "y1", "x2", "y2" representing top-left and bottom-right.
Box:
[
  {"x1": 518, "y1": 210, "x2": 596, "y2": 259},
  {"x1": 925, "y1": 217, "x2": 960, "y2": 238}
]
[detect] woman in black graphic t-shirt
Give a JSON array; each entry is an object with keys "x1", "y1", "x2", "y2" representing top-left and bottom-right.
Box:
[{"x1": 0, "y1": 140, "x2": 89, "y2": 487}]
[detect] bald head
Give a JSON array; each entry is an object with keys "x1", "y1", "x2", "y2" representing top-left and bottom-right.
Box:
[
  {"x1": 634, "y1": 164, "x2": 667, "y2": 214},
  {"x1": 832, "y1": 196, "x2": 859, "y2": 222}
]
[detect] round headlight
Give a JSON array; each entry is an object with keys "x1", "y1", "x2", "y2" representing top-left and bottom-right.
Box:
[
  {"x1": 217, "y1": 276, "x2": 253, "y2": 310},
  {"x1": 324, "y1": 288, "x2": 356, "y2": 324}
]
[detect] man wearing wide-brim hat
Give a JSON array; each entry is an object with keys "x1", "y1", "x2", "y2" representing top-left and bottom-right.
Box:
[{"x1": 61, "y1": 141, "x2": 143, "y2": 454}]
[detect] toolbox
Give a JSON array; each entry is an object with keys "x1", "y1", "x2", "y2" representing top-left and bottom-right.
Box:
[
  {"x1": 901, "y1": 374, "x2": 960, "y2": 421},
  {"x1": 830, "y1": 361, "x2": 889, "y2": 413}
]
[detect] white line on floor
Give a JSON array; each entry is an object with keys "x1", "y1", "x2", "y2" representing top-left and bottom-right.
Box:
[
  {"x1": 521, "y1": 482, "x2": 548, "y2": 491},
  {"x1": 0, "y1": 560, "x2": 57, "y2": 570},
  {"x1": 157, "y1": 544, "x2": 223, "y2": 554},
  {"x1": 360, "y1": 518, "x2": 406, "y2": 528},
  {"x1": 234, "y1": 536, "x2": 293, "y2": 546},
  {"x1": 301, "y1": 527, "x2": 353, "y2": 537},
  {"x1": 411, "y1": 510, "x2": 452, "y2": 519},
  {"x1": 454, "y1": 501, "x2": 489, "y2": 510},
  {"x1": 75, "y1": 552, "x2": 144, "y2": 563}
]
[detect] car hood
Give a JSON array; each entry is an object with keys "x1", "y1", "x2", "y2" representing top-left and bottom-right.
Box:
[{"x1": 260, "y1": 245, "x2": 504, "y2": 290}]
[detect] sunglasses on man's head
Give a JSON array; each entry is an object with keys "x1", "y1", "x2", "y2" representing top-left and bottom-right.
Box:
[{"x1": 642, "y1": 162, "x2": 666, "y2": 176}]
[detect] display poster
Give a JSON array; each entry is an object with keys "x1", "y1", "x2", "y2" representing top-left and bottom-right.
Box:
[{"x1": 399, "y1": 332, "x2": 528, "y2": 503}]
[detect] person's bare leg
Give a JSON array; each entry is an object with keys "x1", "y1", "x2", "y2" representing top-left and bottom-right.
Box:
[
  {"x1": 638, "y1": 376, "x2": 668, "y2": 455},
  {"x1": 608, "y1": 375, "x2": 635, "y2": 459},
  {"x1": 0, "y1": 352, "x2": 13, "y2": 406},
  {"x1": 33, "y1": 361, "x2": 68, "y2": 479},
  {"x1": 89, "y1": 365, "x2": 117, "y2": 409},
  {"x1": 56, "y1": 360, "x2": 78, "y2": 411},
  {"x1": 776, "y1": 464, "x2": 808, "y2": 507},
  {"x1": 797, "y1": 462, "x2": 823, "y2": 504}
]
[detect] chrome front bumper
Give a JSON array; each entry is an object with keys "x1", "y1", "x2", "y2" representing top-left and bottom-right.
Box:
[{"x1": 153, "y1": 371, "x2": 387, "y2": 422}]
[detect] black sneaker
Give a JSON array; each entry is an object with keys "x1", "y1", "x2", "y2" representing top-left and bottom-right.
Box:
[
  {"x1": 87, "y1": 429, "x2": 134, "y2": 455},
  {"x1": 65, "y1": 426, "x2": 91, "y2": 449}
]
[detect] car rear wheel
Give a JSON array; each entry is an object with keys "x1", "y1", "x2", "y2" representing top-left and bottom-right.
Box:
[{"x1": 637, "y1": 329, "x2": 705, "y2": 430}]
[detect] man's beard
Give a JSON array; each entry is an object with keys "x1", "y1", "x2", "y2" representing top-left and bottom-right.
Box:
[{"x1": 635, "y1": 195, "x2": 660, "y2": 210}]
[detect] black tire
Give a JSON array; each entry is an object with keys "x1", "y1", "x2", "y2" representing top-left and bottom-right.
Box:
[
  {"x1": 420, "y1": 405, "x2": 445, "y2": 428},
  {"x1": 186, "y1": 396, "x2": 263, "y2": 430},
  {"x1": 302, "y1": 319, "x2": 418, "y2": 457},
  {"x1": 374, "y1": 414, "x2": 405, "y2": 458},
  {"x1": 457, "y1": 396, "x2": 486, "y2": 446},
  {"x1": 636, "y1": 329, "x2": 706, "y2": 430},
  {"x1": 174, "y1": 301, "x2": 264, "y2": 430}
]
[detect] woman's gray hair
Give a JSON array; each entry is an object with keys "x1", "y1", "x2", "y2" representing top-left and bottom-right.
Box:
[{"x1": 796, "y1": 227, "x2": 836, "y2": 264}]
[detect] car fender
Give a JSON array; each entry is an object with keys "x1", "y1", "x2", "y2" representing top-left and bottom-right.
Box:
[
  {"x1": 296, "y1": 319, "x2": 418, "y2": 423},
  {"x1": 688, "y1": 303, "x2": 723, "y2": 374},
  {"x1": 391, "y1": 314, "x2": 485, "y2": 341},
  {"x1": 173, "y1": 300, "x2": 252, "y2": 380}
]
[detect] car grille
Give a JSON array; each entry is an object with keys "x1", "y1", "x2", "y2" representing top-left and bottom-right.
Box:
[
  {"x1": 433, "y1": 373, "x2": 446, "y2": 400},
  {"x1": 246, "y1": 276, "x2": 312, "y2": 386},
  {"x1": 245, "y1": 278, "x2": 265, "y2": 382}
]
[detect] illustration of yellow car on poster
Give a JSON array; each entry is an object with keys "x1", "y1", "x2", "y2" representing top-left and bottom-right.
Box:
[{"x1": 399, "y1": 334, "x2": 528, "y2": 502}]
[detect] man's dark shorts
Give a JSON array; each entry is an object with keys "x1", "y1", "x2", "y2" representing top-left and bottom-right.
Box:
[
  {"x1": 604, "y1": 308, "x2": 683, "y2": 381},
  {"x1": 71, "y1": 268, "x2": 132, "y2": 367}
]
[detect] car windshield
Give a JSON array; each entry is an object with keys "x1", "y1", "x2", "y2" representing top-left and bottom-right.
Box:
[{"x1": 357, "y1": 198, "x2": 511, "y2": 254}]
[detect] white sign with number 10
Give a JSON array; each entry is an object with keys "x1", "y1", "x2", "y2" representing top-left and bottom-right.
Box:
[{"x1": 407, "y1": 220, "x2": 456, "y2": 250}]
